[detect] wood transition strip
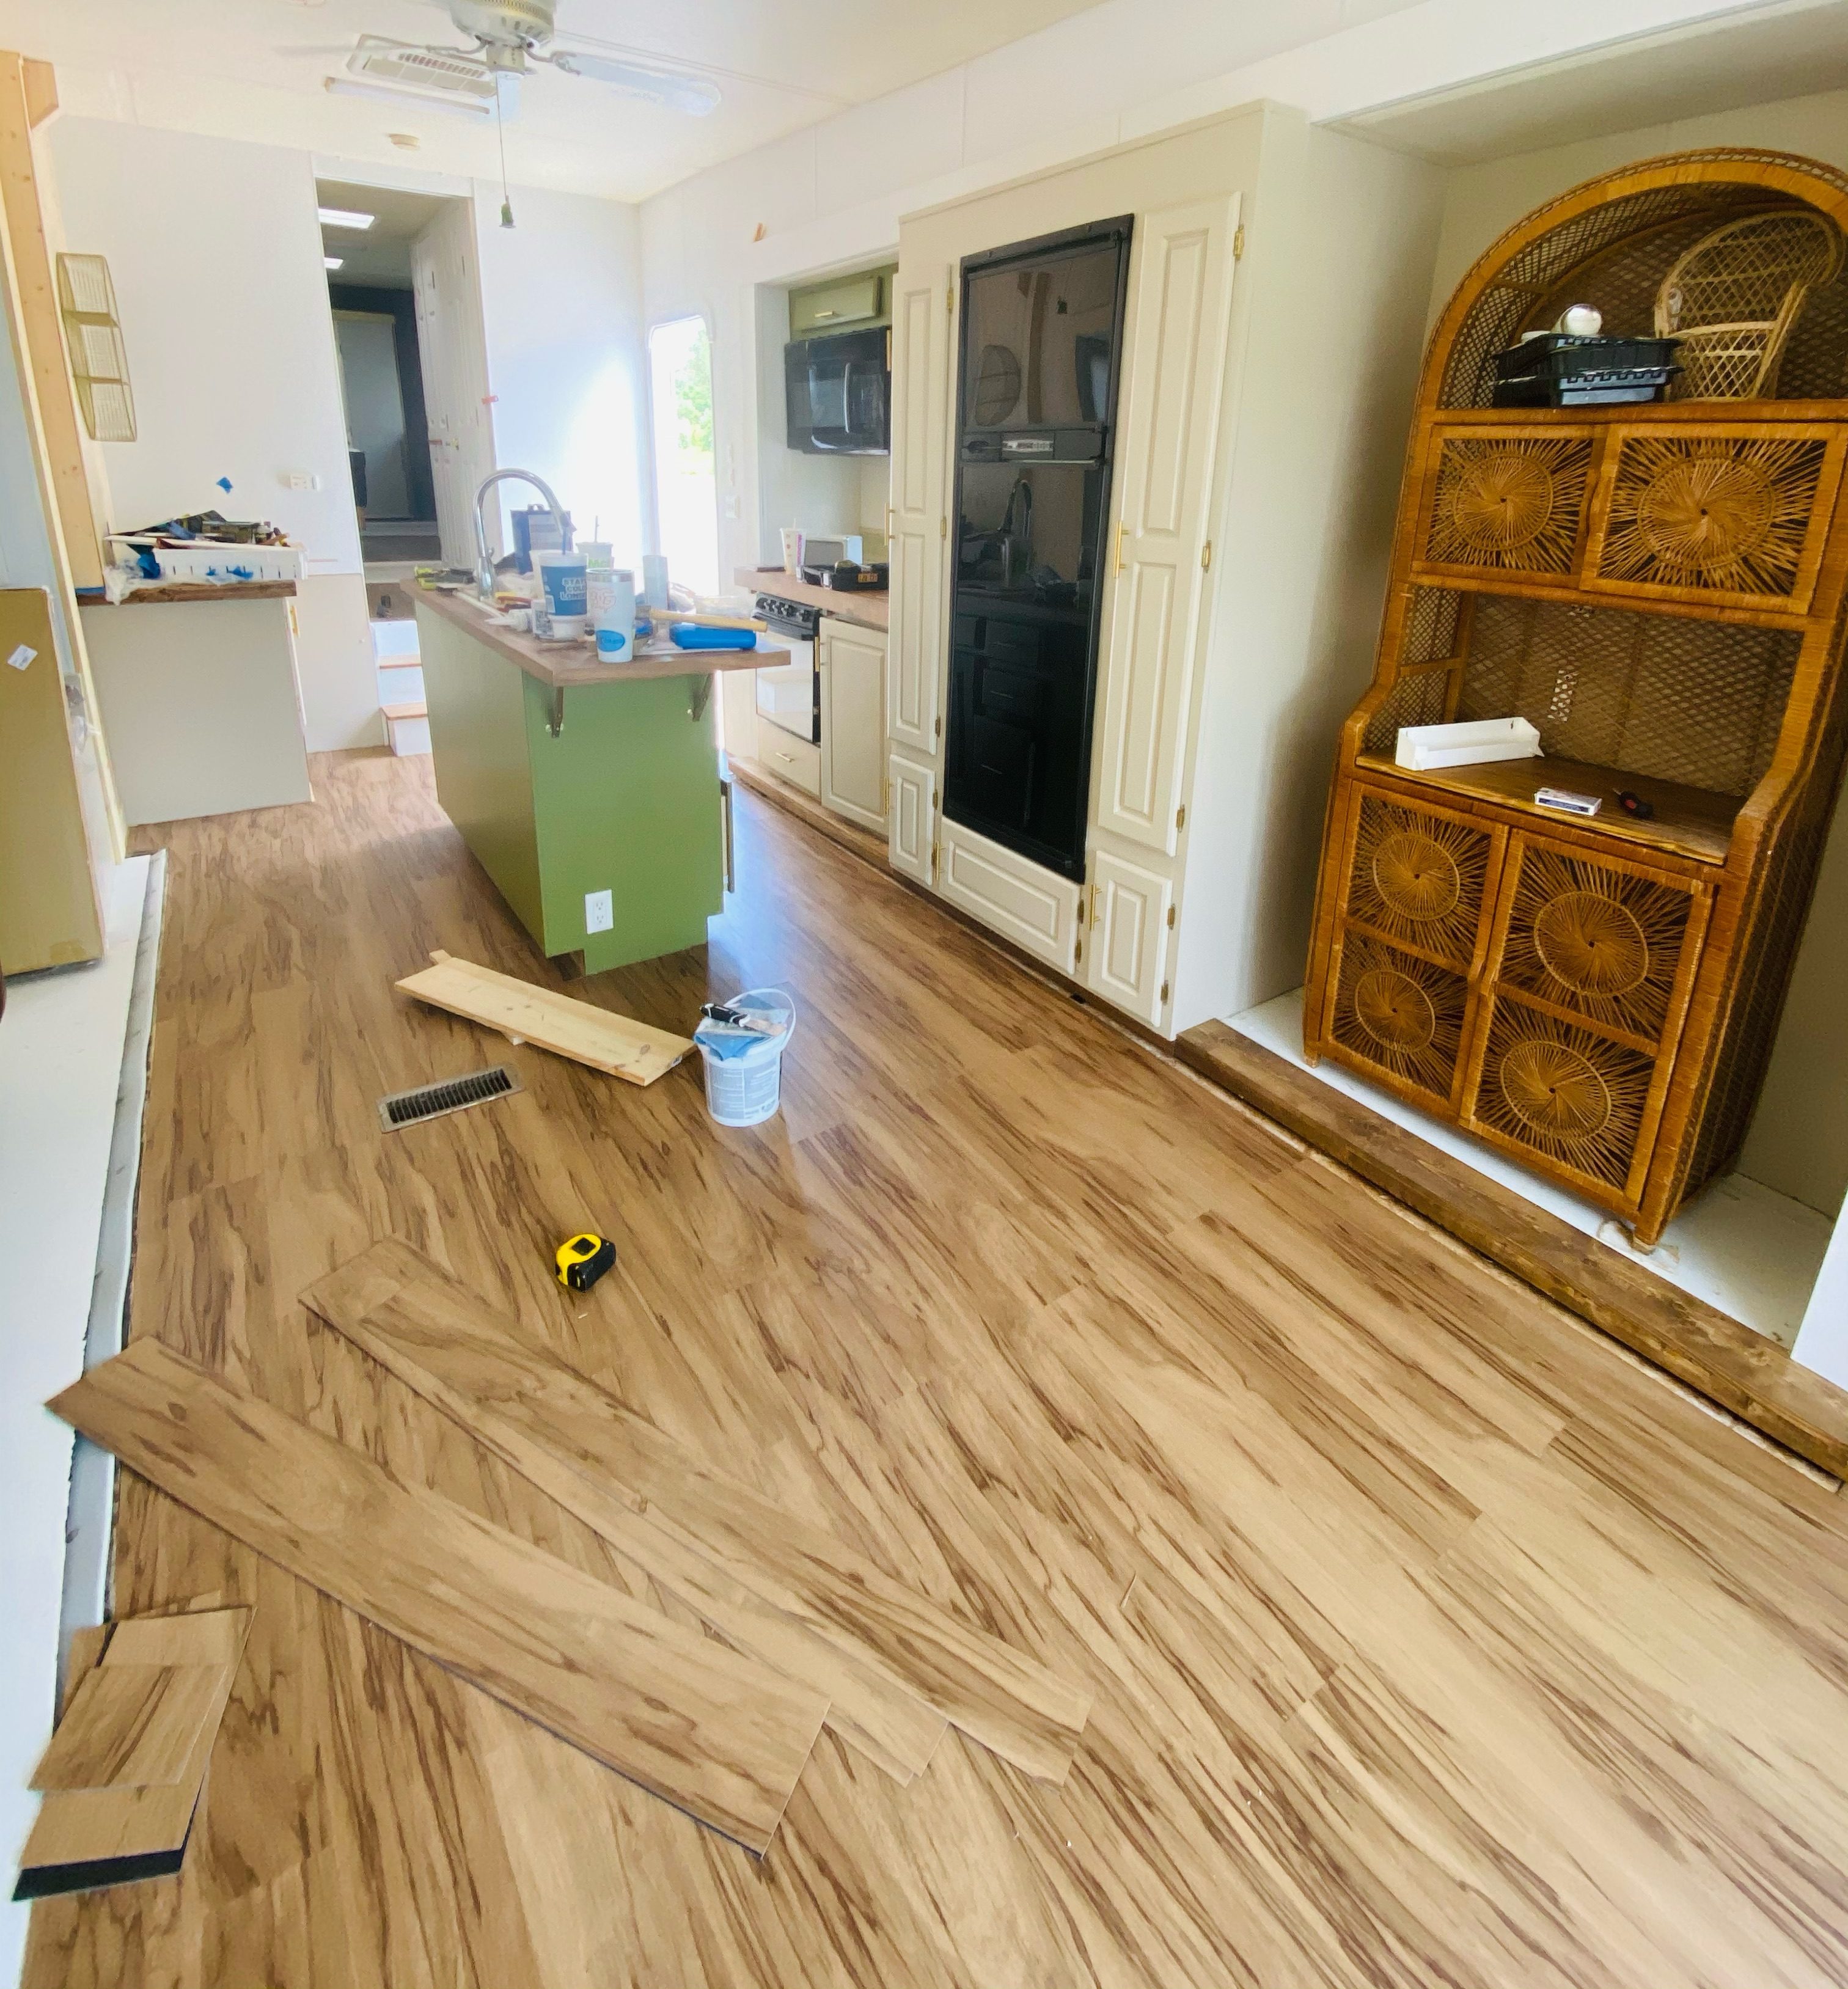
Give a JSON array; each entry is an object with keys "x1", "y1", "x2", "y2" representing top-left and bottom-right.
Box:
[
  {"x1": 48, "y1": 1340, "x2": 827, "y2": 1857},
  {"x1": 1175, "y1": 1020, "x2": 1848, "y2": 1480},
  {"x1": 301, "y1": 1239, "x2": 1093, "y2": 1784},
  {"x1": 395, "y1": 951, "x2": 692, "y2": 1086},
  {"x1": 16, "y1": 1607, "x2": 252, "y2": 1900}
]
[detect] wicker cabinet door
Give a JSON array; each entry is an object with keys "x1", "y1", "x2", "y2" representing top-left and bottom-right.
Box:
[
  {"x1": 1461, "y1": 833, "x2": 1711, "y2": 1210},
  {"x1": 1582, "y1": 423, "x2": 1848, "y2": 615},
  {"x1": 1319, "y1": 786, "x2": 1503, "y2": 1113},
  {"x1": 1412, "y1": 425, "x2": 1596, "y2": 584}
]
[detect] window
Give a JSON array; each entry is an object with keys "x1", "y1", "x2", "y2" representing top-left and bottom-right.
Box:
[{"x1": 648, "y1": 316, "x2": 717, "y2": 597}]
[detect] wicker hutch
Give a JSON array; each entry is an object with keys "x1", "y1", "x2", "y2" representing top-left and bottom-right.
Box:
[{"x1": 1303, "y1": 149, "x2": 1848, "y2": 1249}]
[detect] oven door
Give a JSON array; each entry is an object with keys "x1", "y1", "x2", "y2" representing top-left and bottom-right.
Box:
[
  {"x1": 785, "y1": 330, "x2": 890, "y2": 455},
  {"x1": 755, "y1": 633, "x2": 818, "y2": 742}
]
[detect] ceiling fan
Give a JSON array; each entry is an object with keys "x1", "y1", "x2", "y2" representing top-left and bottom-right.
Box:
[{"x1": 333, "y1": 1, "x2": 722, "y2": 116}]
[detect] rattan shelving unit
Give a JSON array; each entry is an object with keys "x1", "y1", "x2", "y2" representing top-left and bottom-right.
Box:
[{"x1": 1304, "y1": 150, "x2": 1848, "y2": 1248}]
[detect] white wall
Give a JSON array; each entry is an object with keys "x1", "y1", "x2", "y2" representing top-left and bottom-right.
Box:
[
  {"x1": 472, "y1": 184, "x2": 648, "y2": 570},
  {"x1": 1428, "y1": 82, "x2": 1848, "y2": 1220},
  {"x1": 46, "y1": 118, "x2": 380, "y2": 751}
]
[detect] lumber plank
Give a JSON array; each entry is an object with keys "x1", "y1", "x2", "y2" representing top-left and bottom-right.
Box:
[
  {"x1": 31, "y1": 1665, "x2": 223, "y2": 1791},
  {"x1": 48, "y1": 1339, "x2": 827, "y2": 1856},
  {"x1": 17, "y1": 1609, "x2": 252, "y2": 1897},
  {"x1": 302, "y1": 1246, "x2": 946, "y2": 1786},
  {"x1": 395, "y1": 951, "x2": 692, "y2": 1085},
  {"x1": 302, "y1": 1240, "x2": 1092, "y2": 1782}
]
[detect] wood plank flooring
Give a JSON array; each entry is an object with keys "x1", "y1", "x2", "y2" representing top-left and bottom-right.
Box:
[{"x1": 27, "y1": 745, "x2": 1848, "y2": 1985}]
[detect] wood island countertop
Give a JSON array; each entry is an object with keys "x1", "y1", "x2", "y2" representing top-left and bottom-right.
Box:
[
  {"x1": 735, "y1": 567, "x2": 890, "y2": 633},
  {"x1": 416, "y1": 584, "x2": 787, "y2": 690}
]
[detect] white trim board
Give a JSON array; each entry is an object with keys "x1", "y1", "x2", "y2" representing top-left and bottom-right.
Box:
[
  {"x1": 0, "y1": 855, "x2": 153, "y2": 1977},
  {"x1": 1227, "y1": 988, "x2": 1833, "y2": 1350}
]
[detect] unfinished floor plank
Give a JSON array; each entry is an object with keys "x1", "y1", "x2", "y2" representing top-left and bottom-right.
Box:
[
  {"x1": 301, "y1": 1237, "x2": 1092, "y2": 1784},
  {"x1": 16, "y1": 1608, "x2": 253, "y2": 1900},
  {"x1": 397, "y1": 951, "x2": 692, "y2": 1085},
  {"x1": 31, "y1": 1666, "x2": 224, "y2": 1792},
  {"x1": 49, "y1": 1339, "x2": 827, "y2": 1855},
  {"x1": 304, "y1": 1243, "x2": 945, "y2": 1786}
]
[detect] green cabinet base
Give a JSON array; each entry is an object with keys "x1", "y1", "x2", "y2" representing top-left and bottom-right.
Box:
[{"x1": 418, "y1": 606, "x2": 724, "y2": 975}]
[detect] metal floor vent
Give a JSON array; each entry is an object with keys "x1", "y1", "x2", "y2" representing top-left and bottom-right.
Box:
[{"x1": 377, "y1": 1064, "x2": 521, "y2": 1132}]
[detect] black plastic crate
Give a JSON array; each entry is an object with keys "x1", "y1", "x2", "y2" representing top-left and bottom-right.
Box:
[
  {"x1": 1492, "y1": 370, "x2": 1673, "y2": 408},
  {"x1": 1493, "y1": 332, "x2": 1681, "y2": 383}
]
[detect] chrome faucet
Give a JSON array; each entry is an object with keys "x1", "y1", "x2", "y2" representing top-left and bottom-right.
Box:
[{"x1": 473, "y1": 467, "x2": 567, "y2": 599}]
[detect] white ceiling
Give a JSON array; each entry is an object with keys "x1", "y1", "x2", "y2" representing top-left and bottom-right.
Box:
[
  {"x1": 0, "y1": 0, "x2": 1114, "y2": 202},
  {"x1": 1330, "y1": 0, "x2": 1848, "y2": 164}
]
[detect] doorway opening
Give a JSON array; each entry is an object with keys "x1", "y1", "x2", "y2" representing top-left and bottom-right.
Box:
[{"x1": 648, "y1": 315, "x2": 718, "y2": 596}]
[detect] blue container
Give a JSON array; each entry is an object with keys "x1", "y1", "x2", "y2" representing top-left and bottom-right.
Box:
[{"x1": 669, "y1": 624, "x2": 757, "y2": 651}]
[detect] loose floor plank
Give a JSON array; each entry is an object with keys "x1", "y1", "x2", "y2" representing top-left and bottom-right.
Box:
[
  {"x1": 49, "y1": 1338, "x2": 827, "y2": 1855},
  {"x1": 301, "y1": 1237, "x2": 1092, "y2": 1783},
  {"x1": 306, "y1": 1240, "x2": 945, "y2": 1785},
  {"x1": 396, "y1": 950, "x2": 692, "y2": 1084},
  {"x1": 31, "y1": 1665, "x2": 224, "y2": 1792}
]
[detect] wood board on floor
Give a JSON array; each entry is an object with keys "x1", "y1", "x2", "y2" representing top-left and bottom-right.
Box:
[
  {"x1": 304, "y1": 1242, "x2": 946, "y2": 1786},
  {"x1": 395, "y1": 951, "x2": 692, "y2": 1085},
  {"x1": 16, "y1": 1607, "x2": 252, "y2": 1900},
  {"x1": 31, "y1": 1665, "x2": 222, "y2": 1791},
  {"x1": 301, "y1": 1238, "x2": 1093, "y2": 1783},
  {"x1": 48, "y1": 1339, "x2": 827, "y2": 1856}
]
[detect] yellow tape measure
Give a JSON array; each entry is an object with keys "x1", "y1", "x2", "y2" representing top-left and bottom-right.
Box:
[{"x1": 554, "y1": 1232, "x2": 616, "y2": 1292}]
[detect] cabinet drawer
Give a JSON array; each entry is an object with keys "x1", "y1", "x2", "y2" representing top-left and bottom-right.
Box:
[{"x1": 760, "y1": 731, "x2": 821, "y2": 797}]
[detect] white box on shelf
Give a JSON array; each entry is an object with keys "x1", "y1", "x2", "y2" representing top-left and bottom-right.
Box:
[{"x1": 1395, "y1": 716, "x2": 1541, "y2": 772}]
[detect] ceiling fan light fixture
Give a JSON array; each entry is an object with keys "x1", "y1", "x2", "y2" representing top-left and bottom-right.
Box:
[
  {"x1": 545, "y1": 48, "x2": 721, "y2": 114},
  {"x1": 324, "y1": 255, "x2": 343, "y2": 269}
]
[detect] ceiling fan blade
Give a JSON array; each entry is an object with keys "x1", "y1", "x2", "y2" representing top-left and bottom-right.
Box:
[{"x1": 546, "y1": 49, "x2": 721, "y2": 115}]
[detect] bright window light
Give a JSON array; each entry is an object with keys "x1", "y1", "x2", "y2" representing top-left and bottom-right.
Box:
[
  {"x1": 324, "y1": 255, "x2": 344, "y2": 270},
  {"x1": 318, "y1": 206, "x2": 376, "y2": 230}
]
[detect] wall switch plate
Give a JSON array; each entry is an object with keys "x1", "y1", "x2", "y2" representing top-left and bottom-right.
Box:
[
  {"x1": 722, "y1": 492, "x2": 740, "y2": 521},
  {"x1": 281, "y1": 469, "x2": 322, "y2": 491},
  {"x1": 584, "y1": 888, "x2": 614, "y2": 934}
]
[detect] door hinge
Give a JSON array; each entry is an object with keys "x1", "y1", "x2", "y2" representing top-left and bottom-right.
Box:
[
  {"x1": 1090, "y1": 883, "x2": 1104, "y2": 929},
  {"x1": 934, "y1": 714, "x2": 942, "y2": 739},
  {"x1": 1175, "y1": 804, "x2": 1186, "y2": 830},
  {"x1": 1233, "y1": 224, "x2": 1245, "y2": 261},
  {"x1": 1074, "y1": 935, "x2": 1083, "y2": 965},
  {"x1": 940, "y1": 515, "x2": 947, "y2": 540},
  {"x1": 1166, "y1": 903, "x2": 1176, "y2": 929},
  {"x1": 1160, "y1": 980, "x2": 1170, "y2": 1005},
  {"x1": 1200, "y1": 539, "x2": 1212, "y2": 572},
  {"x1": 947, "y1": 282, "x2": 954, "y2": 314}
]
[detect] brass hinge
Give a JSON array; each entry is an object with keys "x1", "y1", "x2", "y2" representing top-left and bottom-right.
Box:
[
  {"x1": 1175, "y1": 804, "x2": 1186, "y2": 830},
  {"x1": 1160, "y1": 980, "x2": 1170, "y2": 1005},
  {"x1": 947, "y1": 282, "x2": 954, "y2": 313},
  {"x1": 931, "y1": 838, "x2": 939, "y2": 877},
  {"x1": 1090, "y1": 883, "x2": 1104, "y2": 929},
  {"x1": 940, "y1": 515, "x2": 947, "y2": 540},
  {"x1": 934, "y1": 713, "x2": 942, "y2": 739},
  {"x1": 1074, "y1": 935, "x2": 1083, "y2": 965},
  {"x1": 1200, "y1": 539, "x2": 1212, "y2": 571},
  {"x1": 1166, "y1": 903, "x2": 1176, "y2": 929},
  {"x1": 1233, "y1": 224, "x2": 1245, "y2": 261}
]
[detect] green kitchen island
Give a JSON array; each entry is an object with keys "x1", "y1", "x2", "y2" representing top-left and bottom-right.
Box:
[{"x1": 414, "y1": 587, "x2": 778, "y2": 973}]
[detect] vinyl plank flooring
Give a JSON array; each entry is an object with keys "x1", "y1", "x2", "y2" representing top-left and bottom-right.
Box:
[
  {"x1": 51, "y1": 1339, "x2": 829, "y2": 1855},
  {"x1": 31, "y1": 1667, "x2": 223, "y2": 1792},
  {"x1": 302, "y1": 1239, "x2": 1087, "y2": 1784},
  {"x1": 46, "y1": 751, "x2": 1848, "y2": 1987}
]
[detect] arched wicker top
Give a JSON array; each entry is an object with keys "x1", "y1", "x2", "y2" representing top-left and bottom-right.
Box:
[{"x1": 1432, "y1": 149, "x2": 1848, "y2": 409}]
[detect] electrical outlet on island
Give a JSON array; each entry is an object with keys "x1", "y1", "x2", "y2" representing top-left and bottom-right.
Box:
[{"x1": 584, "y1": 888, "x2": 614, "y2": 934}]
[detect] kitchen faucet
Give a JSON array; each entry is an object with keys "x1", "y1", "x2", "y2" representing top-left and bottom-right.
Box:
[{"x1": 473, "y1": 468, "x2": 567, "y2": 599}]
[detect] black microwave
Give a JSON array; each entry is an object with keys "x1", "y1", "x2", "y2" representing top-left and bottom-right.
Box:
[{"x1": 785, "y1": 326, "x2": 890, "y2": 455}]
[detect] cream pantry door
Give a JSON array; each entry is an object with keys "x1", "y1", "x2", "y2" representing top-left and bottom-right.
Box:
[
  {"x1": 886, "y1": 263, "x2": 951, "y2": 757},
  {"x1": 1093, "y1": 194, "x2": 1239, "y2": 857},
  {"x1": 820, "y1": 621, "x2": 887, "y2": 832}
]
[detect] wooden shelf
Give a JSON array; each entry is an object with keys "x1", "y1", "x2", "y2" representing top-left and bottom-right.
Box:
[
  {"x1": 1355, "y1": 752, "x2": 1739, "y2": 866},
  {"x1": 1433, "y1": 398, "x2": 1848, "y2": 425}
]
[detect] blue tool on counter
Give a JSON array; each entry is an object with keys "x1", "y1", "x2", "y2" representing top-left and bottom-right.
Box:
[{"x1": 669, "y1": 625, "x2": 757, "y2": 651}]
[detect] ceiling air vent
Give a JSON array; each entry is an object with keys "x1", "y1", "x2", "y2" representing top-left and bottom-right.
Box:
[
  {"x1": 377, "y1": 1064, "x2": 521, "y2": 1132},
  {"x1": 350, "y1": 37, "x2": 500, "y2": 98},
  {"x1": 56, "y1": 255, "x2": 134, "y2": 444}
]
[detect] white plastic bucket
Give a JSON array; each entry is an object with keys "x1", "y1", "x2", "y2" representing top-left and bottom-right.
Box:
[{"x1": 697, "y1": 989, "x2": 795, "y2": 1128}]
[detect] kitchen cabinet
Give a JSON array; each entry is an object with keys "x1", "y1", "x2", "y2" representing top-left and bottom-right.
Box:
[
  {"x1": 789, "y1": 269, "x2": 889, "y2": 335},
  {"x1": 1093, "y1": 195, "x2": 1239, "y2": 859},
  {"x1": 887, "y1": 752, "x2": 936, "y2": 884},
  {"x1": 760, "y1": 730, "x2": 821, "y2": 798},
  {"x1": 1083, "y1": 849, "x2": 1174, "y2": 1027},
  {"x1": 820, "y1": 619, "x2": 887, "y2": 832},
  {"x1": 886, "y1": 262, "x2": 950, "y2": 758},
  {"x1": 938, "y1": 816, "x2": 1082, "y2": 972}
]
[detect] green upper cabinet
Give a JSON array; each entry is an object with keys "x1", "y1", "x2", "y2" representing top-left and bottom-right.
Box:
[{"x1": 788, "y1": 265, "x2": 895, "y2": 336}]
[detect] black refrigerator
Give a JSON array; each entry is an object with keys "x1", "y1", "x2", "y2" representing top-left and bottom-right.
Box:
[{"x1": 942, "y1": 216, "x2": 1134, "y2": 881}]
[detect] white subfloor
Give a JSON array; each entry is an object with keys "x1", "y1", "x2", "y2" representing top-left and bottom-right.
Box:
[
  {"x1": 1230, "y1": 989, "x2": 1834, "y2": 1351},
  {"x1": 0, "y1": 857, "x2": 152, "y2": 1974}
]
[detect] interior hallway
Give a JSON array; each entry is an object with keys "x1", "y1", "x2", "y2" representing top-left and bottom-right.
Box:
[{"x1": 26, "y1": 748, "x2": 1848, "y2": 1987}]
